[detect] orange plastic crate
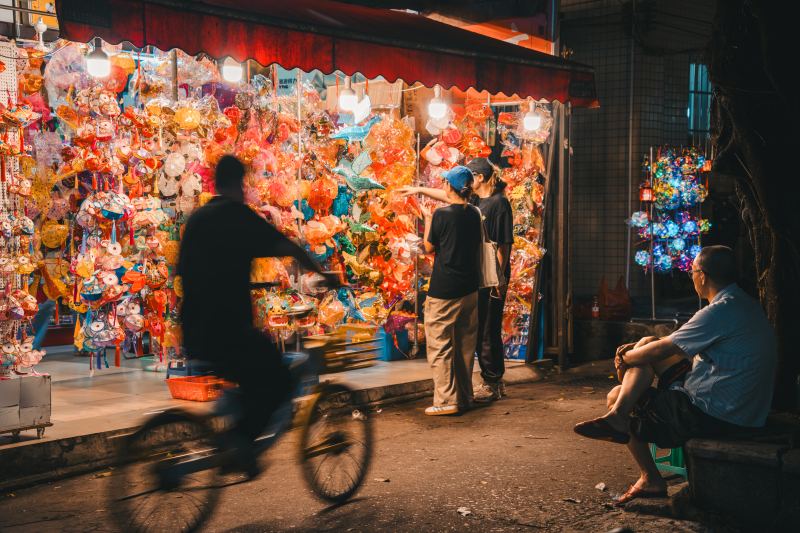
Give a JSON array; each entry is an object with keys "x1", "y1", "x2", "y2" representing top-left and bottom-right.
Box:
[{"x1": 165, "y1": 376, "x2": 236, "y2": 402}]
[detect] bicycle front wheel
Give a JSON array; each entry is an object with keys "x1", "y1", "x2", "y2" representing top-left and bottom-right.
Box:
[
  {"x1": 298, "y1": 384, "x2": 373, "y2": 503},
  {"x1": 108, "y1": 409, "x2": 220, "y2": 533}
]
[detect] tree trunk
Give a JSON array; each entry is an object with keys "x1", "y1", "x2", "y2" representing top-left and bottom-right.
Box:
[{"x1": 705, "y1": 0, "x2": 800, "y2": 409}]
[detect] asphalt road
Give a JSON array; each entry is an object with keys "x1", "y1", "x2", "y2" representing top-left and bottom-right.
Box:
[{"x1": 0, "y1": 369, "x2": 713, "y2": 533}]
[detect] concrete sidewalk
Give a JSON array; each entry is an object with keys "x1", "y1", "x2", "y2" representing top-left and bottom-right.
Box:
[{"x1": 0, "y1": 350, "x2": 548, "y2": 492}]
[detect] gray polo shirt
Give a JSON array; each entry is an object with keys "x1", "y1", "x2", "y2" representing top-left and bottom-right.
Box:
[{"x1": 668, "y1": 284, "x2": 777, "y2": 427}]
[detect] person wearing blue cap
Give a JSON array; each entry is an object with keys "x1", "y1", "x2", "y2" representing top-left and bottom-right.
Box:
[
  {"x1": 400, "y1": 158, "x2": 514, "y2": 402},
  {"x1": 417, "y1": 165, "x2": 482, "y2": 416}
]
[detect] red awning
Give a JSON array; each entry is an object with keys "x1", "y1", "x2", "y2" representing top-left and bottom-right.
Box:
[{"x1": 54, "y1": 0, "x2": 599, "y2": 107}]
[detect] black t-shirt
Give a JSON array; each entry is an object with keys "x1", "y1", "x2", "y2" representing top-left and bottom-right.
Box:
[
  {"x1": 471, "y1": 192, "x2": 514, "y2": 280},
  {"x1": 426, "y1": 204, "x2": 482, "y2": 300},
  {"x1": 177, "y1": 196, "x2": 303, "y2": 360}
]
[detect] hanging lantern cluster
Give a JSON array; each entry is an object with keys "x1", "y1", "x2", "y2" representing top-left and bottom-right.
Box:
[{"x1": 627, "y1": 147, "x2": 711, "y2": 274}]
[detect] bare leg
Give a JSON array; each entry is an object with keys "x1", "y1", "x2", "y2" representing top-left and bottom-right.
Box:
[
  {"x1": 603, "y1": 355, "x2": 686, "y2": 433},
  {"x1": 626, "y1": 434, "x2": 667, "y2": 493},
  {"x1": 611, "y1": 356, "x2": 686, "y2": 496},
  {"x1": 607, "y1": 386, "x2": 621, "y2": 410},
  {"x1": 599, "y1": 365, "x2": 656, "y2": 433}
]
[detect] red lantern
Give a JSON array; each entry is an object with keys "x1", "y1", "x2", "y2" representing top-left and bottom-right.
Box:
[{"x1": 639, "y1": 184, "x2": 654, "y2": 202}]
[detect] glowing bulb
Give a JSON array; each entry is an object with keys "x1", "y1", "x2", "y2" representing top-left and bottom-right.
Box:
[
  {"x1": 523, "y1": 101, "x2": 541, "y2": 130},
  {"x1": 222, "y1": 57, "x2": 242, "y2": 83},
  {"x1": 339, "y1": 76, "x2": 358, "y2": 111},
  {"x1": 429, "y1": 85, "x2": 447, "y2": 119},
  {"x1": 86, "y1": 38, "x2": 110, "y2": 78}
]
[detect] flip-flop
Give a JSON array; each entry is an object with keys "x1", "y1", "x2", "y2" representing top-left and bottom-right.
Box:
[
  {"x1": 573, "y1": 417, "x2": 631, "y2": 444},
  {"x1": 617, "y1": 484, "x2": 668, "y2": 505}
]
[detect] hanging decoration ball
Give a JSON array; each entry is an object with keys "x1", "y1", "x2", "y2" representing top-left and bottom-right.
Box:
[
  {"x1": 654, "y1": 254, "x2": 673, "y2": 274},
  {"x1": 689, "y1": 244, "x2": 703, "y2": 258},
  {"x1": 630, "y1": 211, "x2": 649, "y2": 227},
  {"x1": 682, "y1": 220, "x2": 699, "y2": 235},
  {"x1": 677, "y1": 254, "x2": 693, "y2": 272},
  {"x1": 634, "y1": 250, "x2": 650, "y2": 266},
  {"x1": 669, "y1": 238, "x2": 686, "y2": 253},
  {"x1": 665, "y1": 220, "x2": 680, "y2": 238}
]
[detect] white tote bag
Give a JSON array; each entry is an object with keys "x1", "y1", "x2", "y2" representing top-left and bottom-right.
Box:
[{"x1": 472, "y1": 206, "x2": 505, "y2": 289}]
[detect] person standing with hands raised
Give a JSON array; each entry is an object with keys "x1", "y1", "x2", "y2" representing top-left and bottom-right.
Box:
[
  {"x1": 401, "y1": 158, "x2": 514, "y2": 402},
  {"x1": 416, "y1": 166, "x2": 482, "y2": 415}
]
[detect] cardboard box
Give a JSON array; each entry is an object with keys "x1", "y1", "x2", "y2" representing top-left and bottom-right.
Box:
[
  {"x1": 0, "y1": 378, "x2": 21, "y2": 432},
  {"x1": 19, "y1": 374, "x2": 51, "y2": 427}
]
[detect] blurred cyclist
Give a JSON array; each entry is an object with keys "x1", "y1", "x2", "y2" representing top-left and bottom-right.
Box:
[{"x1": 177, "y1": 155, "x2": 337, "y2": 475}]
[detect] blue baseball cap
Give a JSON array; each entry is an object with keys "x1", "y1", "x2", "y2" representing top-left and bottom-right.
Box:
[{"x1": 440, "y1": 165, "x2": 473, "y2": 192}]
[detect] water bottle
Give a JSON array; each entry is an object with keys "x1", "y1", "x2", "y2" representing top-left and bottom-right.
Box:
[{"x1": 592, "y1": 296, "x2": 599, "y2": 321}]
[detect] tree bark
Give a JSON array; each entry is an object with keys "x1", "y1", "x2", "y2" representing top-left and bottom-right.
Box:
[{"x1": 706, "y1": 0, "x2": 800, "y2": 409}]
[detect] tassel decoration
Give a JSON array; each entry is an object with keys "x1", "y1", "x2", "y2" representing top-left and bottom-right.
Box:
[{"x1": 115, "y1": 345, "x2": 121, "y2": 367}]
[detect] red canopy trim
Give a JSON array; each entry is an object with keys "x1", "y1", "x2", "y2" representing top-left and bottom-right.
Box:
[{"x1": 55, "y1": 0, "x2": 599, "y2": 107}]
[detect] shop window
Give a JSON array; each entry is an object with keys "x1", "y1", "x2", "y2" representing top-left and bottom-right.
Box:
[{"x1": 688, "y1": 61, "x2": 712, "y2": 147}]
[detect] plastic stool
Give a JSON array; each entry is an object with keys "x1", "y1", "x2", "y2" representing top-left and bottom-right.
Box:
[{"x1": 650, "y1": 443, "x2": 687, "y2": 478}]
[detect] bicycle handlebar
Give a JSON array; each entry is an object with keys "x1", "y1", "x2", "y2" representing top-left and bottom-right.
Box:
[{"x1": 250, "y1": 282, "x2": 281, "y2": 289}]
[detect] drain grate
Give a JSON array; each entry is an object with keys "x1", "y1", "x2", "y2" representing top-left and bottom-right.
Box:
[{"x1": 558, "y1": 376, "x2": 618, "y2": 389}]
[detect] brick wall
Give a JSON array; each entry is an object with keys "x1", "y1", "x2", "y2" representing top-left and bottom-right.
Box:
[{"x1": 561, "y1": 0, "x2": 717, "y2": 299}]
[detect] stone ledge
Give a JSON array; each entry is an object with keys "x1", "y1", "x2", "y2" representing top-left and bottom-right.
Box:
[
  {"x1": 572, "y1": 320, "x2": 680, "y2": 362},
  {"x1": 686, "y1": 438, "x2": 791, "y2": 529},
  {"x1": 780, "y1": 448, "x2": 800, "y2": 474},
  {"x1": 685, "y1": 438, "x2": 788, "y2": 467}
]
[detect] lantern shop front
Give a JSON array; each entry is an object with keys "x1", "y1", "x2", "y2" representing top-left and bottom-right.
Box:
[{"x1": 0, "y1": 0, "x2": 596, "y2": 433}]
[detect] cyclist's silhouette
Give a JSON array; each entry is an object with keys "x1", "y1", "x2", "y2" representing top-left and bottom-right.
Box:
[{"x1": 177, "y1": 155, "x2": 335, "y2": 474}]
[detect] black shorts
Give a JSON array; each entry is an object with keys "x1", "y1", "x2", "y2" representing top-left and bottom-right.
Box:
[{"x1": 629, "y1": 359, "x2": 748, "y2": 449}]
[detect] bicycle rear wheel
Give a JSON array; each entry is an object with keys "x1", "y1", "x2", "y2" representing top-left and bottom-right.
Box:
[
  {"x1": 108, "y1": 409, "x2": 220, "y2": 533},
  {"x1": 299, "y1": 384, "x2": 373, "y2": 503}
]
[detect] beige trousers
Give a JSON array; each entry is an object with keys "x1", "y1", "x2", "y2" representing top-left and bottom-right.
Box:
[{"x1": 425, "y1": 291, "x2": 479, "y2": 408}]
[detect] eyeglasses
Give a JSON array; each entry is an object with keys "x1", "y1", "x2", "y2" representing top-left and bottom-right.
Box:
[{"x1": 687, "y1": 270, "x2": 703, "y2": 278}]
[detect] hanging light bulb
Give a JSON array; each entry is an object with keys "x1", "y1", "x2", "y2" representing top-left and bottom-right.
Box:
[
  {"x1": 523, "y1": 100, "x2": 541, "y2": 131},
  {"x1": 86, "y1": 37, "x2": 111, "y2": 78},
  {"x1": 429, "y1": 85, "x2": 447, "y2": 119},
  {"x1": 339, "y1": 76, "x2": 358, "y2": 111},
  {"x1": 222, "y1": 57, "x2": 243, "y2": 83}
]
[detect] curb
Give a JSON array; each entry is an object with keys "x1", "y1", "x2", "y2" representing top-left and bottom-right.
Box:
[{"x1": 0, "y1": 363, "x2": 546, "y2": 492}]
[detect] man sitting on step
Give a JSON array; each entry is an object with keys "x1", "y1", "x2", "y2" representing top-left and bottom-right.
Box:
[{"x1": 573, "y1": 246, "x2": 777, "y2": 504}]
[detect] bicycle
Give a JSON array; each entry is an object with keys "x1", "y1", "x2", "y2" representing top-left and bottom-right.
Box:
[{"x1": 107, "y1": 282, "x2": 380, "y2": 533}]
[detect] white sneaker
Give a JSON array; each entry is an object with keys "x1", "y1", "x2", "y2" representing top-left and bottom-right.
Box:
[
  {"x1": 499, "y1": 379, "x2": 507, "y2": 397},
  {"x1": 425, "y1": 405, "x2": 460, "y2": 416},
  {"x1": 474, "y1": 382, "x2": 500, "y2": 402}
]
